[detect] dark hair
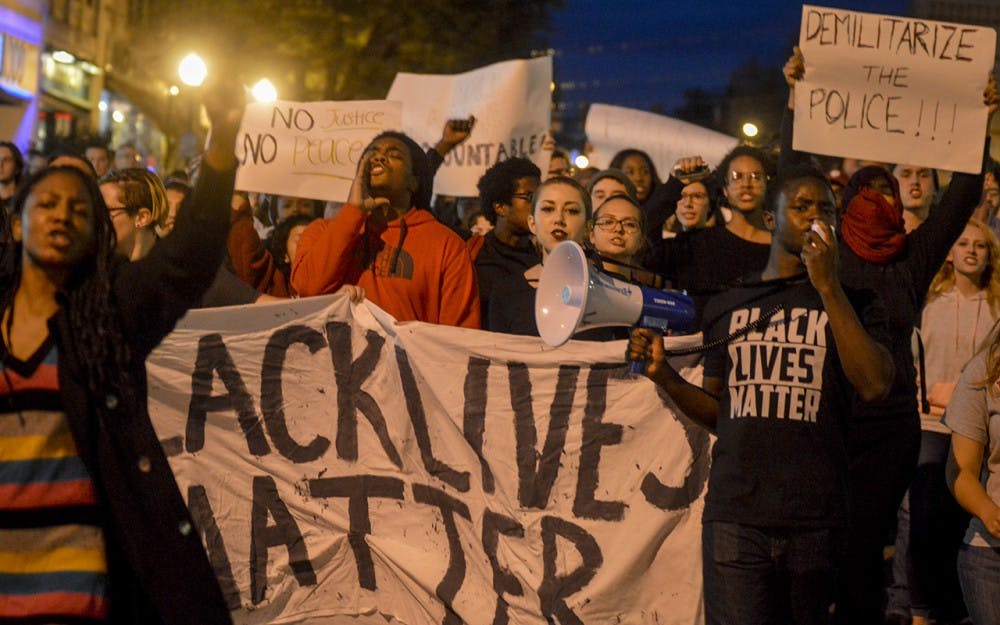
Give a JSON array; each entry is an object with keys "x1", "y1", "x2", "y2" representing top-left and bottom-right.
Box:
[
  {"x1": 47, "y1": 149, "x2": 98, "y2": 177},
  {"x1": 763, "y1": 164, "x2": 834, "y2": 215},
  {"x1": 84, "y1": 142, "x2": 111, "y2": 157},
  {"x1": 532, "y1": 175, "x2": 593, "y2": 219},
  {"x1": 268, "y1": 214, "x2": 316, "y2": 277},
  {"x1": 165, "y1": 178, "x2": 192, "y2": 195},
  {"x1": 369, "y1": 131, "x2": 432, "y2": 210},
  {"x1": 715, "y1": 145, "x2": 773, "y2": 188},
  {"x1": 587, "y1": 169, "x2": 638, "y2": 201},
  {"x1": 476, "y1": 157, "x2": 541, "y2": 222},
  {"x1": 609, "y1": 149, "x2": 661, "y2": 191},
  {"x1": 4, "y1": 166, "x2": 128, "y2": 397},
  {"x1": 0, "y1": 141, "x2": 25, "y2": 182},
  {"x1": 841, "y1": 165, "x2": 901, "y2": 213}
]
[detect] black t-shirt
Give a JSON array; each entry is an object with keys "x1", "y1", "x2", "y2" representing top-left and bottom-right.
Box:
[
  {"x1": 654, "y1": 225, "x2": 771, "y2": 322},
  {"x1": 701, "y1": 276, "x2": 886, "y2": 528}
]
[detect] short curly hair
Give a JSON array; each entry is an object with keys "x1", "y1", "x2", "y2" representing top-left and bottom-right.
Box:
[{"x1": 476, "y1": 157, "x2": 541, "y2": 223}]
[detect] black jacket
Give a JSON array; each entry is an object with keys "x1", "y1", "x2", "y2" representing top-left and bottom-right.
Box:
[{"x1": 54, "y1": 163, "x2": 237, "y2": 624}]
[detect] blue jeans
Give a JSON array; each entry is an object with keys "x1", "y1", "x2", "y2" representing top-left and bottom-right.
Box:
[
  {"x1": 703, "y1": 521, "x2": 841, "y2": 625},
  {"x1": 957, "y1": 543, "x2": 1000, "y2": 625}
]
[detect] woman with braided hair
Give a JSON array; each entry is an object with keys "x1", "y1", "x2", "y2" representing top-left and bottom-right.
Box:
[{"x1": 0, "y1": 79, "x2": 243, "y2": 624}]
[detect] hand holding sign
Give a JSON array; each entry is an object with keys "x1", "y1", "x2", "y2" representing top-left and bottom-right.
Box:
[
  {"x1": 784, "y1": 46, "x2": 805, "y2": 110},
  {"x1": 794, "y1": 5, "x2": 997, "y2": 173}
]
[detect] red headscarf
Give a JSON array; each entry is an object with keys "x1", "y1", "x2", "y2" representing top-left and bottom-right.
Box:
[{"x1": 839, "y1": 166, "x2": 906, "y2": 264}]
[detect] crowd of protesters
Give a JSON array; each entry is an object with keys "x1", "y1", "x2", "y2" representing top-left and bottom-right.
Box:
[{"x1": 2, "y1": 42, "x2": 1000, "y2": 625}]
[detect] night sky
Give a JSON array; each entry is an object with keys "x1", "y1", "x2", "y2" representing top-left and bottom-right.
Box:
[{"x1": 549, "y1": 0, "x2": 911, "y2": 115}]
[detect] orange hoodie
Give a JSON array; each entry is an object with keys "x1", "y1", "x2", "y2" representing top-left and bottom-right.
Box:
[{"x1": 291, "y1": 204, "x2": 480, "y2": 328}]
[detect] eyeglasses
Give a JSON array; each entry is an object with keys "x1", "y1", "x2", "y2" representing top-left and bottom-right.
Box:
[
  {"x1": 680, "y1": 191, "x2": 709, "y2": 202},
  {"x1": 729, "y1": 170, "x2": 766, "y2": 183},
  {"x1": 510, "y1": 192, "x2": 534, "y2": 202},
  {"x1": 594, "y1": 217, "x2": 640, "y2": 233}
]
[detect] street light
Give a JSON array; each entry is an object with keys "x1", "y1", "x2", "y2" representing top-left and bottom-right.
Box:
[
  {"x1": 251, "y1": 79, "x2": 278, "y2": 103},
  {"x1": 178, "y1": 53, "x2": 207, "y2": 87},
  {"x1": 741, "y1": 122, "x2": 759, "y2": 139}
]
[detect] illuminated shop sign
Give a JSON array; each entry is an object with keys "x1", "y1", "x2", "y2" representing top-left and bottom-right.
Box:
[{"x1": 0, "y1": 32, "x2": 40, "y2": 99}]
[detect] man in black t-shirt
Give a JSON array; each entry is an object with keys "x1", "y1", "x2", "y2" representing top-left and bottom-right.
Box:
[{"x1": 629, "y1": 165, "x2": 894, "y2": 625}]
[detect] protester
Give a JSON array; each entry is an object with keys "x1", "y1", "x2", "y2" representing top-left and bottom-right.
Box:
[
  {"x1": 972, "y1": 160, "x2": 1000, "y2": 237},
  {"x1": 99, "y1": 168, "x2": 168, "y2": 260},
  {"x1": 0, "y1": 141, "x2": 24, "y2": 214},
  {"x1": 590, "y1": 193, "x2": 645, "y2": 264},
  {"x1": 651, "y1": 146, "x2": 773, "y2": 321},
  {"x1": 291, "y1": 131, "x2": 480, "y2": 328},
  {"x1": 662, "y1": 178, "x2": 719, "y2": 238},
  {"x1": 158, "y1": 178, "x2": 191, "y2": 238},
  {"x1": 85, "y1": 142, "x2": 113, "y2": 178},
  {"x1": 472, "y1": 156, "x2": 542, "y2": 327},
  {"x1": 894, "y1": 164, "x2": 938, "y2": 233},
  {"x1": 487, "y1": 176, "x2": 589, "y2": 335},
  {"x1": 229, "y1": 196, "x2": 315, "y2": 298},
  {"x1": 113, "y1": 142, "x2": 141, "y2": 170},
  {"x1": 945, "y1": 325, "x2": 1000, "y2": 625},
  {"x1": 25, "y1": 148, "x2": 47, "y2": 176},
  {"x1": 897, "y1": 219, "x2": 1000, "y2": 625},
  {"x1": 0, "y1": 76, "x2": 243, "y2": 624},
  {"x1": 610, "y1": 148, "x2": 659, "y2": 206},
  {"x1": 783, "y1": 44, "x2": 999, "y2": 625},
  {"x1": 588, "y1": 168, "x2": 637, "y2": 208},
  {"x1": 48, "y1": 150, "x2": 98, "y2": 178},
  {"x1": 548, "y1": 148, "x2": 572, "y2": 179},
  {"x1": 629, "y1": 164, "x2": 894, "y2": 625}
]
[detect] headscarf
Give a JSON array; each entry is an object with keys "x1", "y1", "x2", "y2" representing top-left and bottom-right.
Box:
[{"x1": 839, "y1": 166, "x2": 906, "y2": 264}]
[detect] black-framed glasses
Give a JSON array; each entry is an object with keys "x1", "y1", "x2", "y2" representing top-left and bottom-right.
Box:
[
  {"x1": 594, "y1": 217, "x2": 640, "y2": 233},
  {"x1": 510, "y1": 192, "x2": 534, "y2": 202}
]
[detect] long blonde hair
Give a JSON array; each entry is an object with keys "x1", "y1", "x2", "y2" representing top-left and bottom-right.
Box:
[{"x1": 927, "y1": 218, "x2": 1000, "y2": 315}]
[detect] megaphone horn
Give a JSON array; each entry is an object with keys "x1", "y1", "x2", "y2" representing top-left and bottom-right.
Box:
[{"x1": 535, "y1": 241, "x2": 696, "y2": 348}]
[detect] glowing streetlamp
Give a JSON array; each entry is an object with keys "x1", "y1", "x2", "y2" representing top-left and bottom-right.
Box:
[
  {"x1": 741, "y1": 122, "x2": 760, "y2": 139},
  {"x1": 178, "y1": 53, "x2": 207, "y2": 87},
  {"x1": 168, "y1": 85, "x2": 180, "y2": 96},
  {"x1": 252, "y1": 79, "x2": 278, "y2": 103}
]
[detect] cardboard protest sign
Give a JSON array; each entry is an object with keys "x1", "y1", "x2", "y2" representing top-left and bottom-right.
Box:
[
  {"x1": 795, "y1": 5, "x2": 996, "y2": 173},
  {"x1": 387, "y1": 57, "x2": 553, "y2": 197},
  {"x1": 585, "y1": 104, "x2": 738, "y2": 177},
  {"x1": 147, "y1": 295, "x2": 711, "y2": 625},
  {"x1": 235, "y1": 100, "x2": 402, "y2": 202}
]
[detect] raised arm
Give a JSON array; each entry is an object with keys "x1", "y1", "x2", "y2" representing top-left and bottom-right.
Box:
[
  {"x1": 803, "y1": 221, "x2": 894, "y2": 402},
  {"x1": 116, "y1": 76, "x2": 243, "y2": 356}
]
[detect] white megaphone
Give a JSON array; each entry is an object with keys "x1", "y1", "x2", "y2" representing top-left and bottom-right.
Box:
[{"x1": 535, "y1": 241, "x2": 696, "y2": 348}]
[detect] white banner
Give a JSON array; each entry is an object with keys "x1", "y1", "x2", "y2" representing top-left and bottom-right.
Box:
[
  {"x1": 387, "y1": 57, "x2": 553, "y2": 197},
  {"x1": 147, "y1": 295, "x2": 710, "y2": 625},
  {"x1": 585, "y1": 104, "x2": 738, "y2": 178},
  {"x1": 795, "y1": 5, "x2": 996, "y2": 174},
  {"x1": 235, "y1": 100, "x2": 403, "y2": 202}
]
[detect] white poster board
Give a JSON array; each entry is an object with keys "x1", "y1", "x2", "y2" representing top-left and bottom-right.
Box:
[
  {"x1": 585, "y1": 104, "x2": 738, "y2": 177},
  {"x1": 387, "y1": 57, "x2": 553, "y2": 197},
  {"x1": 147, "y1": 295, "x2": 710, "y2": 625},
  {"x1": 794, "y1": 5, "x2": 996, "y2": 173},
  {"x1": 234, "y1": 100, "x2": 402, "y2": 202}
]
